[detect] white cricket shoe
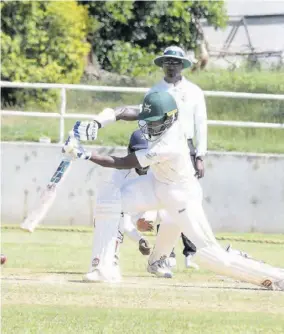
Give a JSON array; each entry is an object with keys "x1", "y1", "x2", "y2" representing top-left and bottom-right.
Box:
[
  {"x1": 83, "y1": 265, "x2": 122, "y2": 283},
  {"x1": 105, "y1": 264, "x2": 122, "y2": 283},
  {"x1": 20, "y1": 222, "x2": 34, "y2": 233},
  {"x1": 225, "y1": 244, "x2": 252, "y2": 259},
  {"x1": 165, "y1": 256, "x2": 176, "y2": 268},
  {"x1": 273, "y1": 279, "x2": 284, "y2": 291},
  {"x1": 83, "y1": 269, "x2": 103, "y2": 283},
  {"x1": 185, "y1": 255, "x2": 199, "y2": 270},
  {"x1": 148, "y1": 256, "x2": 173, "y2": 278}
]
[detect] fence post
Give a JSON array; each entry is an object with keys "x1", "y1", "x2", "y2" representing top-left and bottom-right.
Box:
[{"x1": 59, "y1": 87, "x2": 66, "y2": 144}]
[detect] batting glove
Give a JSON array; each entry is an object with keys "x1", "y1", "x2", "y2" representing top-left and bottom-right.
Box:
[
  {"x1": 137, "y1": 218, "x2": 154, "y2": 232},
  {"x1": 72, "y1": 120, "x2": 100, "y2": 141},
  {"x1": 62, "y1": 134, "x2": 91, "y2": 160},
  {"x1": 139, "y1": 238, "x2": 151, "y2": 256}
]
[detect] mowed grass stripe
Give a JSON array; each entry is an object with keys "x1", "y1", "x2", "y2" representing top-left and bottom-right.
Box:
[{"x1": 2, "y1": 305, "x2": 284, "y2": 334}]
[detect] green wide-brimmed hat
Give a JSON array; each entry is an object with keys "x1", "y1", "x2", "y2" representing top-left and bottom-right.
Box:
[
  {"x1": 154, "y1": 46, "x2": 194, "y2": 69},
  {"x1": 139, "y1": 91, "x2": 178, "y2": 122}
]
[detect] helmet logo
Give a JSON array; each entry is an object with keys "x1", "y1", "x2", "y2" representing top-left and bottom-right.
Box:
[
  {"x1": 144, "y1": 103, "x2": 151, "y2": 113},
  {"x1": 166, "y1": 109, "x2": 177, "y2": 117}
]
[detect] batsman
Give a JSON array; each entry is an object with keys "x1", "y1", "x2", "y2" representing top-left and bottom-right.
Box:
[{"x1": 64, "y1": 90, "x2": 284, "y2": 291}]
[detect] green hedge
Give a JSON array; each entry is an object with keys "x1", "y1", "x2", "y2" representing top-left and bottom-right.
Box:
[{"x1": 1, "y1": 1, "x2": 91, "y2": 110}]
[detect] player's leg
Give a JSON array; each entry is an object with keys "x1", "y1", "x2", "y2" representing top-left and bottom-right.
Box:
[
  {"x1": 85, "y1": 182, "x2": 122, "y2": 283},
  {"x1": 181, "y1": 233, "x2": 199, "y2": 269},
  {"x1": 113, "y1": 212, "x2": 124, "y2": 271},
  {"x1": 197, "y1": 246, "x2": 284, "y2": 290},
  {"x1": 85, "y1": 216, "x2": 121, "y2": 282},
  {"x1": 121, "y1": 174, "x2": 174, "y2": 277},
  {"x1": 148, "y1": 222, "x2": 182, "y2": 278},
  {"x1": 156, "y1": 223, "x2": 176, "y2": 268},
  {"x1": 168, "y1": 199, "x2": 284, "y2": 290}
]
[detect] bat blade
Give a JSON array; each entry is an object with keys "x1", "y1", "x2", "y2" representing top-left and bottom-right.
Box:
[{"x1": 20, "y1": 159, "x2": 72, "y2": 232}]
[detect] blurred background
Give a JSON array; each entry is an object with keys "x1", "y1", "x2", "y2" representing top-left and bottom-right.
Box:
[{"x1": 1, "y1": 0, "x2": 283, "y2": 153}]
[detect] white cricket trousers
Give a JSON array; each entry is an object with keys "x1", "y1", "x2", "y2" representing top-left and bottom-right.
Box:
[{"x1": 121, "y1": 173, "x2": 284, "y2": 289}]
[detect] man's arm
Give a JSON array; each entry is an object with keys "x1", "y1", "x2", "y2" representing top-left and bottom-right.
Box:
[
  {"x1": 89, "y1": 152, "x2": 141, "y2": 170},
  {"x1": 194, "y1": 90, "x2": 207, "y2": 158},
  {"x1": 113, "y1": 105, "x2": 141, "y2": 121},
  {"x1": 94, "y1": 105, "x2": 141, "y2": 126},
  {"x1": 63, "y1": 136, "x2": 155, "y2": 170},
  {"x1": 71, "y1": 105, "x2": 141, "y2": 142},
  {"x1": 193, "y1": 90, "x2": 207, "y2": 178}
]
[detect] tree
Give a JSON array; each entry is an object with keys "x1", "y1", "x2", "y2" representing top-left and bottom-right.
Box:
[
  {"x1": 1, "y1": 0, "x2": 93, "y2": 109},
  {"x1": 84, "y1": 0, "x2": 227, "y2": 76}
]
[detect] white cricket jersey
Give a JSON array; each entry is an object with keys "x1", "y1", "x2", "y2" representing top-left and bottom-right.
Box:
[
  {"x1": 135, "y1": 122, "x2": 196, "y2": 185},
  {"x1": 147, "y1": 77, "x2": 207, "y2": 157}
]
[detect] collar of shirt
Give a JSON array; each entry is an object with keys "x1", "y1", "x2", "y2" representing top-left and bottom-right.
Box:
[{"x1": 162, "y1": 76, "x2": 185, "y2": 88}]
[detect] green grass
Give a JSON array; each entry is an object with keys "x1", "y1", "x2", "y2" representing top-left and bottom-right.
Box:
[
  {"x1": 1, "y1": 229, "x2": 284, "y2": 333},
  {"x1": 3, "y1": 306, "x2": 284, "y2": 334}
]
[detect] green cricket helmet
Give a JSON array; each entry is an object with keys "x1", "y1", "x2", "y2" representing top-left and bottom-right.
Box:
[{"x1": 138, "y1": 91, "x2": 178, "y2": 141}]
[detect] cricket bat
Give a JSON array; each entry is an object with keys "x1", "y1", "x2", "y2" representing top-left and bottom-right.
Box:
[{"x1": 20, "y1": 158, "x2": 72, "y2": 232}]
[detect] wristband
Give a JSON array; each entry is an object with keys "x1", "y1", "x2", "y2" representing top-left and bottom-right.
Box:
[{"x1": 93, "y1": 108, "x2": 116, "y2": 128}]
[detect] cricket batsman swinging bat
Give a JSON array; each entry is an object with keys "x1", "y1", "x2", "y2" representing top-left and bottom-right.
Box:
[{"x1": 20, "y1": 157, "x2": 72, "y2": 232}]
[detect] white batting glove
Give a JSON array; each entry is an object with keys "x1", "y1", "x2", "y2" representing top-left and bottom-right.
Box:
[
  {"x1": 71, "y1": 120, "x2": 100, "y2": 141},
  {"x1": 62, "y1": 134, "x2": 91, "y2": 160}
]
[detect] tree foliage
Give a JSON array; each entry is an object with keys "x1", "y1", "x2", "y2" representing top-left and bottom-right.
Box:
[
  {"x1": 1, "y1": 0, "x2": 92, "y2": 109},
  {"x1": 84, "y1": 0, "x2": 227, "y2": 76}
]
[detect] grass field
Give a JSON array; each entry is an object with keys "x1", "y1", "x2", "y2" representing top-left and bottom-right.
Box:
[{"x1": 1, "y1": 228, "x2": 284, "y2": 334}]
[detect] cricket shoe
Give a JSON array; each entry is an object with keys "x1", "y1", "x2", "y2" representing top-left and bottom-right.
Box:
[
  {"x1": 84, "y1": 264, "x2": 122, "y2": 283},
  {"x1": 20, "y1": 222, "x2": 34, "y2": 233},
  {"x1": 185, "y1": 255, "x2": 199, "y2": 270},
  {"x1": 273, "y1": 279, "x2": 284, "y2": 291},
  {"x1": 165, "y1": 256, "x2": 176, "y2": 268},
  {"x1": 83, "y1": 268, "x2": 104, "y2": 283},
  {"x1": 225, "y1": 244, "x2": 256, "y2": 260},
  {"x1": 147, "y1": 255, "x2": 173, "y2": 278},
  {"x1": 103, "y1": 264, "x2": 122, "y2": 283}
]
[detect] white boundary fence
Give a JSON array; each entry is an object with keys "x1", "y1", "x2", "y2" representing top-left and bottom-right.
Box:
[{"x1": 1, "y1": 81, "x2": 284, "y2": 143}]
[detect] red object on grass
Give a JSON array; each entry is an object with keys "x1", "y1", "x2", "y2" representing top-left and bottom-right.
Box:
[{"x1": 1, "y1": 254, "x2": 7, "y2": 265}]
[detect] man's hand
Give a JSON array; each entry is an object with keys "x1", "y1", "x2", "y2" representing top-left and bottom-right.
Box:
[
  {"x1": 72, "y1": 120, "x2": 100, "y2": 141},
  {"x1": 139, "y1": 238, "x2": 151, "y2": 255},
  {"x1": 137, "y1": 218, "x2": 154, "y2": 232},
  {"x1": 62, "y1": 135, "x2": 91, "y2": 160},
  {"x1": 195, "y1": 157, "x2": 205, "y2": 179}
]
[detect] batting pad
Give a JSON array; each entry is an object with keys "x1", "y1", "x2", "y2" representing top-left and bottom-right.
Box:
[
  {"x1": 90, "y1": 218, "x2": 119, "y2": 272},
  {"x1": 90, "y1": 181, "x2": 121, "y2": 273}
]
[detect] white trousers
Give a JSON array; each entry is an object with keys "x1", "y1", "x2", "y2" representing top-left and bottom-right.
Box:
[{"x1": 121, "y1": 173, "x2": 284, "y2": 288}]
